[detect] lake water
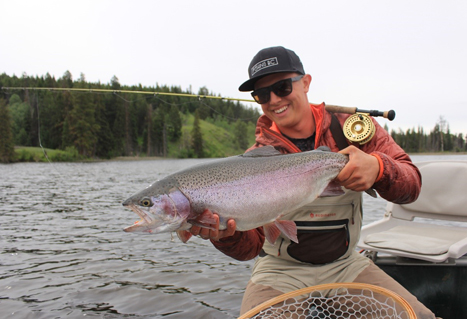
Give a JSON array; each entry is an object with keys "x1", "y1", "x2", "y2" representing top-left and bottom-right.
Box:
[{"x1": 1, "y1": 154, "x2": 466, "y2": 318}]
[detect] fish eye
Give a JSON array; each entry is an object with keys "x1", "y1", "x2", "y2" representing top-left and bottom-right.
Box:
[{"x1": 141, "y1": 198, "x2": 152, "y2": 207}]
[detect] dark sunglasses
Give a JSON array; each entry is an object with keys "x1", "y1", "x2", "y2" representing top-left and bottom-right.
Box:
[{"x1": 251, "y1": 75, "x2": 304, "y2": 104}]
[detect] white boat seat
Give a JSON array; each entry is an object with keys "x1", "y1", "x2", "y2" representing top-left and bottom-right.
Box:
[{"x1": 358, "y1": 161, "x2": 467, "y2": 263}]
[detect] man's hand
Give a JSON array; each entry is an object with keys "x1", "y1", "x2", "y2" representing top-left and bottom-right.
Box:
[
  {"x1": 189, "y1": 209, "x2": 236, "y2": 241},
  {"x1": 336, "y1": 146, "x2": 380, "y2": 192}
]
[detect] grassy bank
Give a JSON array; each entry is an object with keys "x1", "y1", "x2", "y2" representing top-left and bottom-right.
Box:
[
  {"x1": 14, "y1": 146, "x2": 83, "y2": 162},
  {"x1": 10, "y1": 113, "x2": 257, "y2": 162},
  {"x1": 12, "y1": 146, "x2": 467, "y2": 164}
]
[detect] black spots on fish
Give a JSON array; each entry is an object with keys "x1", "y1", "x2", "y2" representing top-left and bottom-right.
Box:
[
  {"x1": 152, "y1": 178, "x2": 180, "y2": 193},
  {"x1": 170, "y1": 152, "x2": 348, "y2": 191}
]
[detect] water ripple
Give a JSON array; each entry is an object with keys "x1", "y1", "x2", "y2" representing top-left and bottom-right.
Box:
[
  {"x1": 2, "y1": 156, "x2": 463, "y2": 318},
  {"x1": 1, "y1": 160, "x2": 252, "y2": 318}
]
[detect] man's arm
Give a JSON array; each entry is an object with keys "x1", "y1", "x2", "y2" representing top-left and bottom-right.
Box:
[
  {"x1": 211, "y1": 228, "x2": 265, "y2": 261},
  {"x1": 189, "y1": 210, "x2": 265, "y2": 261},
  {"x1": 337, "y1": 120, "x2": 421, "y2": 204}
]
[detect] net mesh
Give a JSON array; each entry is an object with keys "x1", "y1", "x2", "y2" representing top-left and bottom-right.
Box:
[{"x1": 244, "y1": 285, "x2": 414, "y2": 319}]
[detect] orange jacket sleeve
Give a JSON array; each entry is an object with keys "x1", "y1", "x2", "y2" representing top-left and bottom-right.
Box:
[
  {"x1": 211, "y1": 228, "x2": 265, "y2": 261},
  {"x1": 211, "y1": 105, "x2": 421, "y2": 260}
]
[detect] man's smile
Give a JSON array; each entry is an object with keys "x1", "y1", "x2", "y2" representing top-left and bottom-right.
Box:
[{"x1": 274, "y1": 105, "x2": 289, "y2": 114}]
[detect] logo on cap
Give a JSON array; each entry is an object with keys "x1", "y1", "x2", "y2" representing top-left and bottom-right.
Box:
[{"x1": 251, "y1": 57, "x2": 278, "y2": 76}]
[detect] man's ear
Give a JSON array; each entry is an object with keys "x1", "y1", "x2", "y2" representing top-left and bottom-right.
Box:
[{"x1": 302, "y1": 74, "x2": 312, "y2": 93}]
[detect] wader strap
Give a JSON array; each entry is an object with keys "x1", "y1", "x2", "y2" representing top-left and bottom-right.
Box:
[{"x1": 329, "y1": 112, "x2": 349, "y2": 151}]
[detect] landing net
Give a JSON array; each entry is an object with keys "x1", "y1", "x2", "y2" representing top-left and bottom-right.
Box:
[{"x1": 238, "y1": 283, "x2": 416, "y2": 319}]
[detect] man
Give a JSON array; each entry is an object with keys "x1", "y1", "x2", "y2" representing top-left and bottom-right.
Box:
[{"x1": 190, "y1": 46, "x2": 435, "y2": 318}]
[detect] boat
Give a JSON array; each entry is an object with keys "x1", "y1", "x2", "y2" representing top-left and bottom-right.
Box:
[
  {"x1": 357, "y1": 160, "x2": 467, "y2": 318},
  {"x1": 239, "y1": 160, "x2": 467, "y2": 319}
]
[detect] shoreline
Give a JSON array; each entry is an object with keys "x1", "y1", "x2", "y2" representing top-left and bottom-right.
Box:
[
  {"x1": 408, "y1": 152, "x2": 467, "y2": 156},
  {"x1": 7, "y1": 146, "x2": 467, "y2": 164}
]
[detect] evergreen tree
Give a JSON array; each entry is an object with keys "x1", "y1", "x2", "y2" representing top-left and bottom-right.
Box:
[
  {"x1": 197, "y1": 87, "x2": 211, "y2": 119},
  {"x1": 234, "y1": 120, "x2": 249, "y2": 150},
  {"x1": 456, "y1": 133, "x2": 465, "y2": 152},
  {"x1": 437, "y1": 116, "x2": 447, "y2": 152},
  {"x1": 0, "y1": 98, "x2": 16, "y2": 163},
  {"x1": 66, "y1": 78, "x2": 100, "y2": 156},
  {"x1": 39, "y1": 90, "x2": 63, "y2": 149},
  {"x1": 444, "y1": 126, "x2": 453, "y2": 151},
  {"x1": 225, "y1": 106, "x2": 235, "y2": 123},
  {"x1": 152, "y1": 108, "x2": 165, "y2": 156},
  {"x1": 191, "y1": 109, "x2": 204, "y2": 158},
  {"x1": 142, "y1": 104, "x2": 153, "y2": 155},
  {"x1": 59, "y1": 71, "x2": 73, "y2": 88},
  {"x1": 94, "y1": 93, "x2": 114, "y2": 158},
  {"x1": 108, "y1": 76, "x2": 127, "y2": 155},
  {"x1": 27, "y1": 92, "x2": 39, "y2": 147},
  {"x1": 168, "y1": 104, "x2": 182, "y2": 141},
  {"x1": 8, "y1": 94, "x2": 29, "y2": 145},
  {"x1": 5, "y1": 72, "x2": 466, "y2": 158},
  {"x1": 430, "y1": 123, "x2": 441, "y2": 152}
]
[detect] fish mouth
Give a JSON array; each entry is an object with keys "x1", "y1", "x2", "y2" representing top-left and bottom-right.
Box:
[{"x1": 123, "y1": 204, "x2": 156, "y2": 232}]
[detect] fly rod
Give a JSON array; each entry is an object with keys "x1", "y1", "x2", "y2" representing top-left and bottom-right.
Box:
[
  {"x1": 325, "y1": 104, "x2": 396, "y2": 121},
  {"x1": 1, "y1": 87, "x2": 257, "y2": 103}
]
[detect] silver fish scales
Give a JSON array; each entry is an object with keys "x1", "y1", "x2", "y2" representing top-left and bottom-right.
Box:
[{"x1": 122, "y1": 146, "x2": 348, "y2": 244}]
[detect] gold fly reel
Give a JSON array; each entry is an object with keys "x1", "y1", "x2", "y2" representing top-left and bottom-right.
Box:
[{"x1": 343, "y1": 113, "x2": 375, "y2": 145}]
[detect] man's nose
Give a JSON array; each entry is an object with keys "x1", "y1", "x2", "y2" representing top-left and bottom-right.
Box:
[{"x1": 268, "y1": 91, "x2": 282, "y2": 105}]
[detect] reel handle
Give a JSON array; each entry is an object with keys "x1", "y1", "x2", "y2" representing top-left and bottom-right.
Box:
[{"x1": 325, "y1": 104, "x2": 396, "y2": 121}]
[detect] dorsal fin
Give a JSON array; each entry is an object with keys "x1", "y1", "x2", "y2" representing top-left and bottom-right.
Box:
[
  {"x1": 242, "y1": 145, "x2": 282, "y2": 157},
  {"x1": 314, "y1": 146, "x2": 332, "y2": 152}
]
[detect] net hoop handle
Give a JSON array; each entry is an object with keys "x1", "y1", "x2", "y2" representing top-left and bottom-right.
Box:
[{"x1": 238, "y1": 282, "x2": 417, "y2": 319}]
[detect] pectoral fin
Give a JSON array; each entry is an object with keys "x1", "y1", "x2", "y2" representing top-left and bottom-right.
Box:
[
  {"x1": 263, "y1": 222, "x2": 282, "y2": 245},
  {"x1": 176, "y1": 230, "x2": 193, "y2": 243}
]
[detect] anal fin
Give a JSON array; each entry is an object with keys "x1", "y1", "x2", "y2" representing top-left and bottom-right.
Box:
[
  {"x1": 275, "y1": 219, "x2": 298, "y2": 243},
  {"x1": 263, "y1": 219, "x2": 298, "y2": 244}
]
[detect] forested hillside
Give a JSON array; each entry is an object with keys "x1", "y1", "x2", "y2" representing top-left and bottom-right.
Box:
[
  {"x1": 389, "y1": 121, "x2": 466, "y2": 154},
  {"x1": 0, "y1": 72, "x2": 260, "y2": 161},
  {"x1": 0, "y1": 71, "x2": 465, "y2": 163}
]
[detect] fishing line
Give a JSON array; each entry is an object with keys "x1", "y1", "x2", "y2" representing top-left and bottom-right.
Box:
[
  {"x1": 35, "y1": 93, "x2": 52, "y2": 164},
  {"x1": 198, "y1": 98, "x2": 259, "y2": 121},
  {"x1": 2, "y1": 86, "x2": 256, "y2": 103},
  {"x1": 1, "y1": 87, "x2": 260, "y2": 165},
  {"x1": 33, "y1": 92, "x2": 67, "y2": 176},
  {"x1": 3, "y1": 87, "x2": 259, "y2": 120},
  {"x1": 0, "y1": 88, "x2": 54, "y2": 166}
]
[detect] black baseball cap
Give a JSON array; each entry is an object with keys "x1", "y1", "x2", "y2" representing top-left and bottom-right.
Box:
[{"x1": 238, "y1": 46, "x2": 305, "y2": 92}]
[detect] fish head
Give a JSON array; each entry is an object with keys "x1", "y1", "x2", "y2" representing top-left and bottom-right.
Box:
[{"x1": 122, "y1": 187, "x2": 192, "y2": 234}]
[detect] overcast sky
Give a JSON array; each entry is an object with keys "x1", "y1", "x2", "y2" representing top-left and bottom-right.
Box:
[{"x1": 1, "y1": 0, "x2": 466, "y2": 136}]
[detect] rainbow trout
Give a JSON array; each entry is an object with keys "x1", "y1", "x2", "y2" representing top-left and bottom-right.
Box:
[{"x1": 123, "y1": 146, "x2": 348, "y2": 244}]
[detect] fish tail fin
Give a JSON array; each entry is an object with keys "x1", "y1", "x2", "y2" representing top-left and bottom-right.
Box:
[
  {"x1": 176, "y1": 230, "x2": 193, "y2": 243},
  {"x1": 319, "y1": 180, "x2": 345, "y2": 197},
  {"x1": 263, "y1": 222, "x2": 282, "y2": 244},
  {"x1": 275, "y1": 219, "x2": 298, "y2": 243}
]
